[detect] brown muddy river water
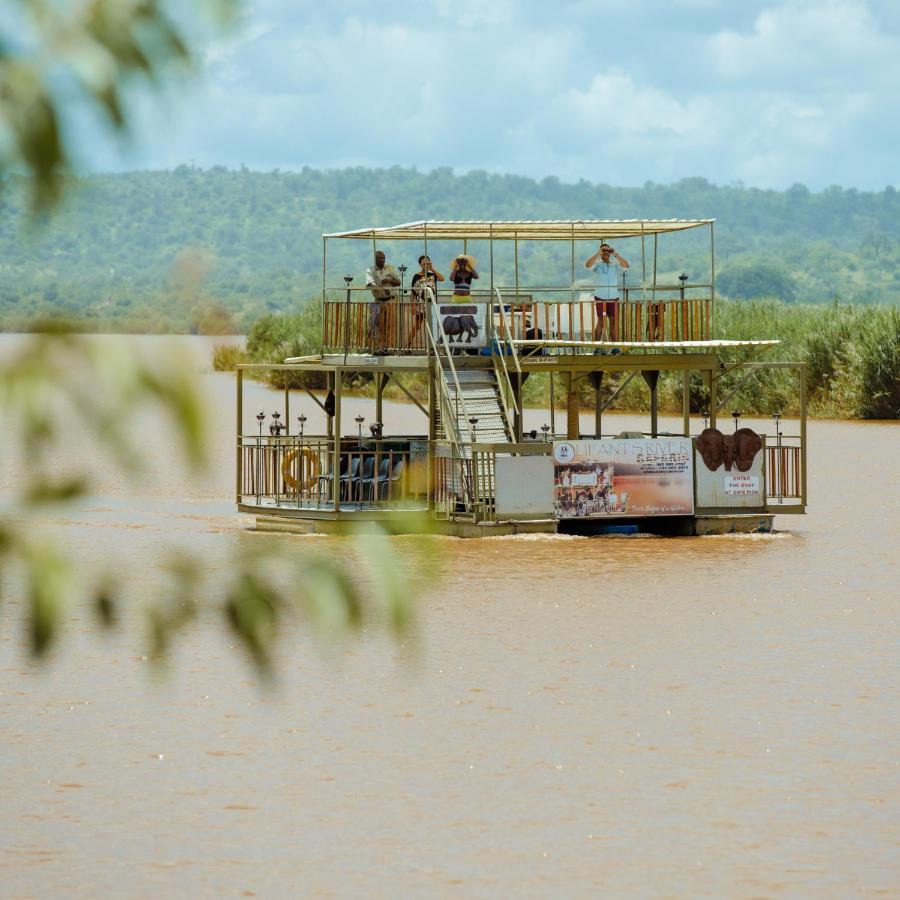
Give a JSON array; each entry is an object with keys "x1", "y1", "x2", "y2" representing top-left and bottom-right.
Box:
[{"x1": 1, "y1": 335, "x2": 898, "y2": 897}]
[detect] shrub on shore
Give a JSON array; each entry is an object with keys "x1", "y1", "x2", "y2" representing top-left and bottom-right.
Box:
[
  {"x1": 853, "y1": 306, "x2": 900, "y2": 419},
  {"x1": 211, "y1": 343, "x2": 247, "y2": 371}
]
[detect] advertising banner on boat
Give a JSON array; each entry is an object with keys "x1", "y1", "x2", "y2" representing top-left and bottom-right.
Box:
[
  {"x1": 552, "y1": 438, "x2": 694, "y2": 518},
  {"x1": 433, "y1": 303, "x2": 488, "y2": 350},
  {"x1": 694, "y1": 428, "x2": 765, "y2": 509}
]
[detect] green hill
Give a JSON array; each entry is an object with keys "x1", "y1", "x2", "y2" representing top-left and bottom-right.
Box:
[{"x1": 2, "y1": 167, "x2": 899, "y2": 332}]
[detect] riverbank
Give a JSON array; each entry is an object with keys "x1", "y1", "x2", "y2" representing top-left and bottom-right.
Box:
[{"x1": 213, "y1": 300, "x2": 900, "y2": 420}]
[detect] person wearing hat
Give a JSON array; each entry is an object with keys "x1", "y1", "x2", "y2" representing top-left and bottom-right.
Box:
[
  {"x1": 449, "y1": 254, "x2": 479, "y2": 300},
  {"x1": 585, "y1": 242, "x2": 629, "y2": 344}
]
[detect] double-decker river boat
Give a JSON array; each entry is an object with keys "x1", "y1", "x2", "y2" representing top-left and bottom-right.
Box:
[{"x1": 235, "y1": 219, "x2": 807, "y2": 536}]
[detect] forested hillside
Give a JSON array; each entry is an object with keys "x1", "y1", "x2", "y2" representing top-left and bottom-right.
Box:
[{"x1": 2, "y1": 166, "x2": 899, "y2": 332}]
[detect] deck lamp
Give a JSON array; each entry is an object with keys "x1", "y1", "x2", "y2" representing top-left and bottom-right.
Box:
[
  {"x1": 732, "y1": 410, "x2": 741, "y2": 431},
  {"x1": 541, "y1": 423, "x2": 551, "y2": 441},
  {"x1": 297, "y1": 414, "x2": 307, "y2": 438},
  {"x1": 256, "y1": 411, "x2": 265, "y2": 437},
  {"x1": 355, "y1": 414, "x2": 365, "y2": 437},
  {"x1": 679, "y1": 273, "x2": 689, "y2": 285},
  {"x1": 270, "y1": 411, "x2": 285, "y2": 436},
  {"x1": 772, "y1": 412, "x2": 782, "y2": 446},
  {"x1": 701, "y1": 409, "x2": 709, "y2": 429},
  {"x1": 343, "y1": 275, "x2": 353, "y2": 363},
  {"x1": 398, "y1": 264, "x2": 407, "y2": 293}
]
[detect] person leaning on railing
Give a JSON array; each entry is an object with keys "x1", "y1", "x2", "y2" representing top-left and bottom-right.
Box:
[
  {"x1": 585, "y1": 243, "x2": 629, "y2": 347},
  {"x1": 365, "y1": 249, "x2": 401, "y2": 355}
]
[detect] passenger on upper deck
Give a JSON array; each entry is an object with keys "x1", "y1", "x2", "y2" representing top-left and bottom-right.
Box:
[
  {"x1": 407, "y1": 254, "x2": 444, "y2": 345},
  {"x1": 366, "y1": 250, "x2": 401, "y2": 355},
  {"x1": 450, "y1": 254, "x2": 479, "y2": 300},
  {"x1": 585, "y1": 243, "x2": 629, "y2": 344}
]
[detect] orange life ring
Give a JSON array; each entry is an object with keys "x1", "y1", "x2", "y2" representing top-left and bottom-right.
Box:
[{"x1": 281, "y1": 447, "x2": 320, "y2": 491}]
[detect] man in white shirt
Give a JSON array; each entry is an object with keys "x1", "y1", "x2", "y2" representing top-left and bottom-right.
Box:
[
  {"x1": 365, "y1": 250, "x2": 401, "y2": 355},
  {"x1": 585, "y1": 243, "x2": 630, "y2": 343}
]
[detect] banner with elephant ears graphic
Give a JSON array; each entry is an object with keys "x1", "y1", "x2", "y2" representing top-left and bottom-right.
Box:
[
  {"x1": 433, "y1": 304, "x2": 488, "y2": 349},
  {"x1": 694, "y1": 427, "x2": 765, "y2": 509}
]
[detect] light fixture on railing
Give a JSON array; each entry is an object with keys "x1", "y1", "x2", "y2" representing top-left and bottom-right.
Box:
[
  {"x1": 297, "y1": 413, "x2": 307, "y2": 438},
  {"x1": 541, "y1": 423, "x2": 551, "y2": 442},
  {"x1": 732, "y1": 410, "x2": 741, "y2": 431},
  {"x1": 398, "y1": 264, "x2": 407, "y2": 293},
  {"x1": 701, "y1": 409, "x2": 709, "y2": 430},
  {"x1": 772, "y1": 411, "x2": 782, "y2": 447},
  {"x1": 355, "y1": 414, "x2": 365, "y2": 437},
  {"x1": 342, "y1": 276, "x2": 354, "y2": 363},
  {"x1": 270, "y1": 411, "x2": 285, "y2": 436},
  {"x1": 679, "y1": 273, "x2": 689, "y2": 285},
  {"x1": 256, "y1": 410, "x2": 266, "y2": 437}
]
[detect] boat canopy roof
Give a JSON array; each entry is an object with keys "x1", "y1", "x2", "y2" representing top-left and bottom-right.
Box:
[{"x1": 324, "y1": 219, "x2": 714, "y2": 241}]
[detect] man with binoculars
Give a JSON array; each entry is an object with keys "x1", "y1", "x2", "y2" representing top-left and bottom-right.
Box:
[{"x1": 585, "y1": 243, "x2": 629, "y2": 345}]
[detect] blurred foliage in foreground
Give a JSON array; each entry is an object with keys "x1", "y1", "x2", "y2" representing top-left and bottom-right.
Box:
[
  {"x1": 0, "y1": 0, "x2": 236, "y2": 212},
  {"x1": 0, "y1": 331, "x2": 428, "y2": 676},
  {"x1": 217, "y1": 300, "x2": 900, "y2": 420}
]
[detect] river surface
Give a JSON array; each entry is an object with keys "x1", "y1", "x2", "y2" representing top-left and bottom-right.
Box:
[{"x1": 1, "y1": 335, "x2": 898, "y2": 898}]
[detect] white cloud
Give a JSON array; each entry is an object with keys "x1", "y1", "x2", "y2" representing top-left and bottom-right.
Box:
[
  {"x1": 709, "y1": 0, "x2": 900, "y2": 88},
  {"x1": 83, "y1": 0, "x2": 900, "y2": 190}
]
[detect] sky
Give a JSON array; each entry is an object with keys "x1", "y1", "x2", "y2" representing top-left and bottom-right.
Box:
[{"x1": 87, "y1": 0, "x2": 900, "y2": 191}]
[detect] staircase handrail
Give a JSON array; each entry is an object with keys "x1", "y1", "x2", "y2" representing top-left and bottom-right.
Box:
[
  {"x1": 423, "y1": 287, "x2": 477, "y2": 444},
  {"x1": 491, "y1": 288, "x2": 519, "y2": 441},
  {"x1": 494, "y1": 287, "x2": 522, "y2": 380},
  {"x1": 422, "y1": 291, "x2": 476, "y2": 512}
]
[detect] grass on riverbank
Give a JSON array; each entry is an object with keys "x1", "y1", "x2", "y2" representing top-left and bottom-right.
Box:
[{"x1": 213, "y1": 300, "x2": 900, "y2": 420}]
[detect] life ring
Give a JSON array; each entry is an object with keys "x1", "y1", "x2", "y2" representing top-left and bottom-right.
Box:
[{"x1": 281, "y1": 446, "x2": 320, "y2": 491}]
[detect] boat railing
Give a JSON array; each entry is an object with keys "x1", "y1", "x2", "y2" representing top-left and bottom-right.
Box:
[
  {"x1": 432, "y1": 439, "x2": 553, "y2": 523},
  {"x1": 321, "y1": 285, "x2": 712, "y2": 353},
  {"x1": 764, "y1": 434, "x2": 804, "y2": 505},
  {"x1": 237, "y1": 434, "x2": 427, "y2": 510}
]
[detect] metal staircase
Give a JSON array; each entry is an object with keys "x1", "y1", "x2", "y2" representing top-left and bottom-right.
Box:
[{"x1": 441, "y1": 367, "x2": 513, "y2": 444}]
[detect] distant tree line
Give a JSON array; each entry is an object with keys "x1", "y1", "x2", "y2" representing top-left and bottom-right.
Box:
[{"x1": 2, "y1": 167, "x2": 899, "y2": 332}]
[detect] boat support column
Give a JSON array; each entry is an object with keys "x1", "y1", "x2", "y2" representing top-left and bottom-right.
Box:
[
  {"x1": 590, "y1": 371, "x2": 603, "y2": 438},
  {"x1": 375, "y1": 372, "x2": 388, "y2": 428},
  {"x1": 642, "y1": 370, "x2": 660, "y2": 438},
  {"x1": 566, "y1": 372, "x2": 579, "y2": 440}
]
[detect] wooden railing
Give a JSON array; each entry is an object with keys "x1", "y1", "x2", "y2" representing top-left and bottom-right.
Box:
[
  {"x1": 323, "y1": 299, "x2": 428, "y2": 354},
  {"x1": 501, "y1": 297, "x2": 712, "y2": 343},
  {"x1": 322, "y1": 294, "x2": 712, "y2": 353}
]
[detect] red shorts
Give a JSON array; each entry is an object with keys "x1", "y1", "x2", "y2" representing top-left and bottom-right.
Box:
[{"x1": 594, "y1": 298, "x2": 618, "y2": 318}]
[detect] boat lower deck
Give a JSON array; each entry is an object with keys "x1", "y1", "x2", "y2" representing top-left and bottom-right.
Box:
[{"x1": 249, "y1": 508, "x2": 775, "y2": 538}]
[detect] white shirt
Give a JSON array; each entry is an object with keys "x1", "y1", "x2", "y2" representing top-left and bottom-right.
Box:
[{"x1": 592, "y1": 259, "x2": 621, "y2": 300}]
